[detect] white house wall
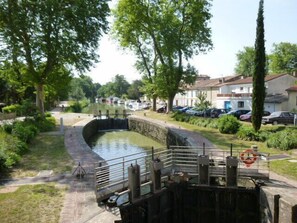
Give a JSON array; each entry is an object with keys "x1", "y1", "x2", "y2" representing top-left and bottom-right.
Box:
[{"x1": 266, "y1": 75, "x2": 297, "y2": 95}]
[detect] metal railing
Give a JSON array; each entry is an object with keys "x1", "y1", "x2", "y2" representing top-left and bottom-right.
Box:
[{"x1": 95, "y1": 146, "x2": 270, "y2": 197}]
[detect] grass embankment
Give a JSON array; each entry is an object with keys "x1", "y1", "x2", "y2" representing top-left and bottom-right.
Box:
[
  {"x1": 135, "y1": 110, "x2": 297, "y2": 180},
  {"x1": 10, "y1": 134, "x2": 74, "y2": 178},
  {"x1": 0, "y1": 183, "x2": 66, "y2": 223},
  {"x1": 0, "y1": 133, "x2": 73, "y2": 223}
]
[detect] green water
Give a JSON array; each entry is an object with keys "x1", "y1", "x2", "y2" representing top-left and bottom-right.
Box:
[{"x1": 90, "y1": 130, "x2": 164, "y2": 161}]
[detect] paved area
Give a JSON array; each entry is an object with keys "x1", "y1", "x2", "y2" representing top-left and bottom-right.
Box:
[{"x1": 1, "y1": 110, "x2": 297, "y2": 223}]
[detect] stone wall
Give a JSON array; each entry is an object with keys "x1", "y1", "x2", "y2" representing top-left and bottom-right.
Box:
[
  {"x1": 128, "y1": 116, "x2": 190, "y2": 147},
  {"x1": 260, "y1": 186, "x2": 297, "y2": 223}
]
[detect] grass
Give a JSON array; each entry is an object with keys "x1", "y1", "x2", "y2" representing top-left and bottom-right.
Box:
[
  {"x1": 270, "y1": 159, "x2": 297, "y2": 181},
  {"x1": 0, "y1": 183, "x2": 66, "y2": 223},
  {"x1": 9, "y1": 134, "x2": 74, "y2": 178}
]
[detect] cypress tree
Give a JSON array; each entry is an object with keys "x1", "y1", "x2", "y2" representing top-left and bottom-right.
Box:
[{"x1": 252, "y1": 0, "x2": 266, "y2": 132}]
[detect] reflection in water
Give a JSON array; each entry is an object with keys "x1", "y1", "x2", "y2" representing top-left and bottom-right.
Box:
[{"x1": 90, "y1": 130, "x2": 164, "y2": 161}]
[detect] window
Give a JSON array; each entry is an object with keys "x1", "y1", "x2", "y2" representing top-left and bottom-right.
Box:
[
  {"x1": 240, "y1": 87, "x2": 244, "y2": 91},
  {"x1": 238, "y1": 101, "x2": 244, "y2": 108}
]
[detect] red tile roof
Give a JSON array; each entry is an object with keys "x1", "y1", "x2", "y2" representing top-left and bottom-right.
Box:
[
  {"x1": 286, "y1": 86, "x2": 297, "y2": 92},
  {"x1": 224, "y1": 73, "x2": 287, "y2": 85}
]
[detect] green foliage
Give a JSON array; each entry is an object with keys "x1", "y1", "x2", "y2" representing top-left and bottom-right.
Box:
[
  {"x1": 171, "y1": 112, "x2": 218, "y2": 128},
  {"x1": 236, "y1": 126, "x2": 269, "y2": 142},
  {"x1": 266, "y1": 128, "x2": 297, "y2": 151},
  {"x1": 252, "y1": 0, "x2": 266, "y2": 132},
  {"x1": 217, "y1": 115, "x2": 241, "y2": 134},
  {"x1": 113, "y1": 0, "x2": 212, "y2": 111},
  {"x1": 2, "y1": 104, "x2": 21, "y2": 115},
  {"x1": 11, "y1": 122, "x2": 38, "y2": 143},
  {"x1": 0, "y1": 0, "x2": 110, "y2": 114},
  {"x1": 234, "y1": 46, "x2": 255, "y2": 76},
  {"x1": 269, "y1": 42, "x2": 297, "y2": 74},
  {"x1": 195, "y1": 92, "x2": 212, "y2": 110},
  {"x1": 0, "y1": 130, "x2": 28, "y2": 171}
]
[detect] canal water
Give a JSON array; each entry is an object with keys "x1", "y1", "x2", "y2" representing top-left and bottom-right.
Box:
[{"x1": 90, "y1": 130, "x2": 164, "y2": 161}]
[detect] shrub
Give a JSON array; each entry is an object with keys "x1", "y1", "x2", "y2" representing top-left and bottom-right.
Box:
[
  {"x1": 236, "y1": 126, "x2": 269, "y2": 141},
  {"x1": 267, "y1": 129, "x2": 297, "y2": 150},
  {"x1": 0, "y1": 130, "x2": 27, "y2": 171},
  {"x1": 11, "y1": 122, "x2": 37, "y2": 143},
  {"x1": 217, "y1": 115, "x2": 241, "y2": 134},
  {"x1": 2, "y1": 104, "x2": 21, "y2": 115}
]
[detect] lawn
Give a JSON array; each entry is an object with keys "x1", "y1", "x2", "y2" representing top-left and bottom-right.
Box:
[
  {"x1": 9, "y1": 134, "x2": 74, "y2": 178},
  {"x1": 0, "y1": 183, "x2": 66, "y2": 223}
]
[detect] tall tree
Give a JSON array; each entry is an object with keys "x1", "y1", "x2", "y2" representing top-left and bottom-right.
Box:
[
  {"x1": 252, "y1": 0, "x2": 266, "y2": 132},
  {"x1": 113, "y1": 0, "x2": 212, "y2": 112},
  {"x1": 112, "y1": 74, "x2": 130, "y2": 98},
  {"x1": 234, "y1": 47, "x2": 255, "y2": 76},
  {"x1": 0, "y1": 0, "x2": 109, "y2": 114},
  {"x1": 269, "y1": 42, "x2": 297, "y2": 74},
  {"x1": 127, "y1": 80, "x2": 144, "y2": 100}
]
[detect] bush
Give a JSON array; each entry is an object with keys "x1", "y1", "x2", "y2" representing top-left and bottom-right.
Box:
[
  {"x1": 236, "y1": 126, "x2": 269, "y2": 141},
  {"x1": 267, "y1": 129, "x2": 297, "y2": 150},
  {"x1": 217, "y1": 115, "x2": 241, "y2": 134},
  {"x1": 2, "y1": 104, "x2": 21, "y2": 115},
  {"x1": 11, "y1": 122, "x2": 38, "y2": 143},
  {"x1": 0, "y1": 130, "x2": 27, "y2": 171}
]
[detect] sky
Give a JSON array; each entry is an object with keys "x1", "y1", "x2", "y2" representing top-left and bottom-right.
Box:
[{"x1": 86, "y1": 0, "x2": 297, "y2": 84}]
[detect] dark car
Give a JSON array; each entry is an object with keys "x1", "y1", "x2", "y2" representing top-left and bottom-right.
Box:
[
  {"x1": 210, "y1": 108, "x2": 227, "y2": 118},
  {"x1": 262, "y1": 111, "x2": 296, "y2": 125},
  {"x1": 219, "y1": 109, "x2": 250, "y2": 119},
  {"x1": 179, "y1": 106, "x2": 192, "y2": 113},
  {"x1": 240, "y1": 111, "x2": 271, "y2": 122},
  {"x1": 172, "y1": 106, "x2": 184, "y2": 112}
]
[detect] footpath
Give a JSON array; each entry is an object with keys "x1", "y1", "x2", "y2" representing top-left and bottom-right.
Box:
[{"x1": 1, "y1": 111, "x2": 297, "y2": 223}]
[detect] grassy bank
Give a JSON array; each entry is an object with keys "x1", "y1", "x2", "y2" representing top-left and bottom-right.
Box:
[
  {"x1": 0, "y1": 183, "x2": 66, "y2": 223},
  {"x1": 9, "y1": 134, "x2": 74, "y2": 178}
]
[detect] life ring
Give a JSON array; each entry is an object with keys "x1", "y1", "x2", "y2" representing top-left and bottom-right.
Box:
[{"x1": 240, "y1": 149, "x2": 257, "y2": 167}]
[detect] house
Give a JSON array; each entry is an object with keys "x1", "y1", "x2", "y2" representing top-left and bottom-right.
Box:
[
  {"x1": 174, "y1": 73, "x2": 297, "y2": 113},
  {"x1": 286, "y1": 85, "x2": 297, "y2": 112},
  {"x1": 174, "y1": 75, "x2": 242, "y2": 107}
]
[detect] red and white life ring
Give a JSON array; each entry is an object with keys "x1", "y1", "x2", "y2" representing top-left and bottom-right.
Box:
[{"x1": 240, "y1": 149, "x2": 258, "y2": 167}]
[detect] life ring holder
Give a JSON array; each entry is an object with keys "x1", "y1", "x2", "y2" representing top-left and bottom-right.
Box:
[{"x1": 240, "y1": 149, "x2": 258, "y2": 167}]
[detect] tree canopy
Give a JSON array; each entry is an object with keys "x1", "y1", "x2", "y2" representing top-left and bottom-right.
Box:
[
  {"x1": 234, "y1": 47, "x2": 256, "y2": 76},
  {"x1": 0, "y1": 0, "x2": 110, "y2": 114},
  {"x1": 113, "y1": 0, "x2": 212, "y2": 111},
  {"x1": 269, "y1": 42, "x2": 297, "y2": 74}
]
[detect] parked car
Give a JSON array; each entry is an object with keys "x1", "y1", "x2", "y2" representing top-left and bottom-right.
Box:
[
  {"x1": 172, "y1": 106, "x2": 184, "y2": 112},
  {"x1": 179, "y1": 106, "x2": 192, "y2": 113},
  {"x1": 197, "y1": 108, "x2": 212, "y2": 117},
  {"x1": 240, "y1": 111, "x2": 271, "y2": 122},
  {"x1": 262, "y1": 111, "x2": 296, "y2": 125},
  {"x1": 219, "y1": 109, "x2": 250, "y2": 119},
  {"x1": 157, "y1": 106, "x2": 166, "y2": 113},
  {"x1": 185, "y1": 108, "x2": 202, "y2": 116},
  {"x1": 210, "y1": 108, "x2": 227, "y2": 118}
]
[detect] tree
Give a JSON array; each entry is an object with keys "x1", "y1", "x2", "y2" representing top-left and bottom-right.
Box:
[
  {"x1": 195, "y1": 92, "x2": 212, "y2": 110},
  {"x1": 252, "y1": 0, "x2": 266, "y2": 132},
  {"x1": 112, "y1": 74, "x2": 130, "y2": 98},
  {"x1": 269, "y1": 42, "x2": 297, "y2": 74},
  {"x1": 127, "y1": 80, "x2": 144, "y2": 100},
  {"x1": 0, "y1": 0, "x2": 109, "y2": 115},
  {"x1": 113, "y1": 0, "x2": 212, "y2": 112},
  {"x1": 234, "y1": 47, "x2": 255, "y2": 76}
]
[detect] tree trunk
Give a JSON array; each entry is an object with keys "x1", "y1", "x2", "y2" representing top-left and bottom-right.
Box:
[
  {"x1": 36, "y1": 84, "x2": 45, "y2": 116},
  {"x1": 167, "y1": 94, "x2": 175, "y2": 112},
  {"x1": 152, "y1": 96, "x2": 157, "y2": 111}
]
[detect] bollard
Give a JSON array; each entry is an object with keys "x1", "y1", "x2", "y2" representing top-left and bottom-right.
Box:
[
  {"x1": 150, "y1": 158, "x2": 163, "y2": 193},
  {"x1": 198, "y1": 155, "x2": 210, "y2": 185},
  {"x1": 60, "y1": 117, "x2": 64, "y2": 134},
  {"x1": 226, "y1": 156, "x2": 238, "y2": 187},
  {"x1": 128, "y1": 164, "x2": 141, "y2": 203}
]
